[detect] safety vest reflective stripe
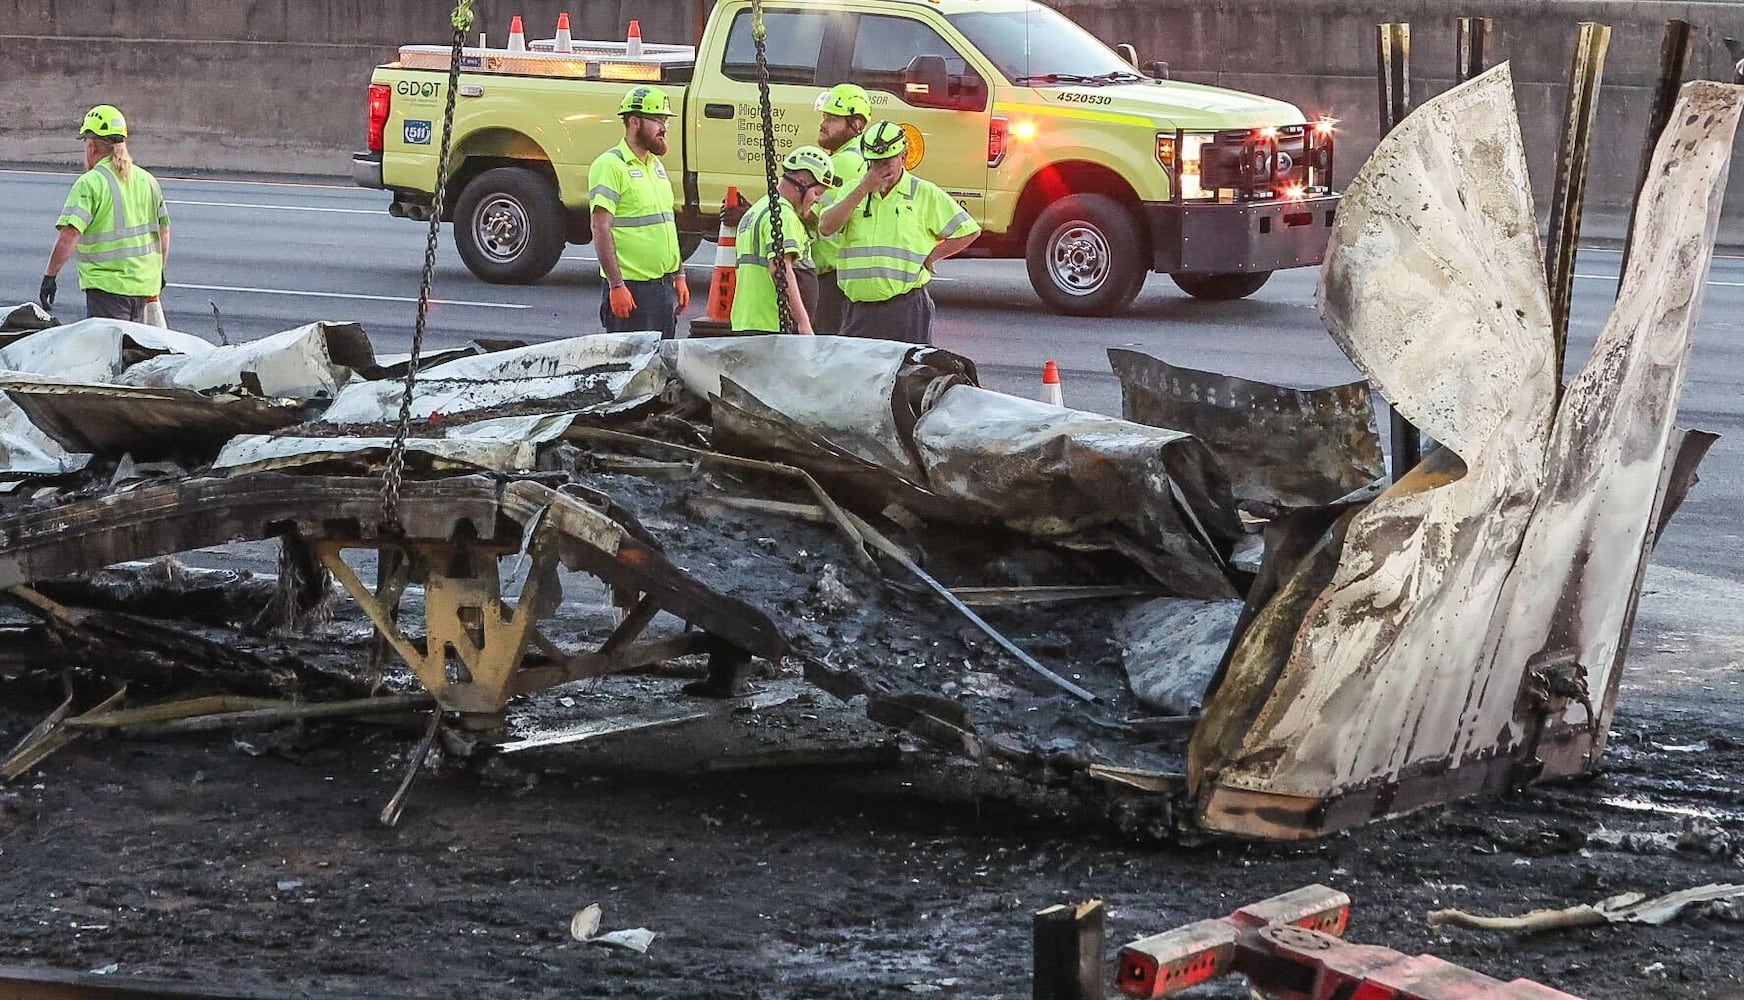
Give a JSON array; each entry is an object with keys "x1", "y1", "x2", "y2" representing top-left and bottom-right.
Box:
[
  {"x1": 835, "y1": 265, "x2": 920, "y2": 284},
  {"x1": 942, "y1": 210, "x2": 976, "y2": 238},
  {"x1": 589, "y1": 184, "x2": 619, "y2": 202},
  {"x1": 62, "y1": 206, "x2": 94, "y2": 227},
  {"x1": 78, "y1": 243, "x2": 159, "y2": 263},
  {"x1": 840, "y1": 245, "x2": 927, "y2": 264},
  {"x1": 612, "y1": 211, "x2": 676, "y2": 228}
]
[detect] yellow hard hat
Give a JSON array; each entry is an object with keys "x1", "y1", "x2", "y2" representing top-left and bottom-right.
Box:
[
  {"x1": 782, "y1": 146, "x2": 840, "y2": 188},
  {"x1": 815, "y1": 84, "x2": 872, "y2": 121},
  {"x1": 618, "y1": 86, "x2": 675, "y2": 117},
  {"x1": 80, "y1": 104, "x2": 127, "y2": 140},
  {"x1": 861, "y1": 121, "x2": 908, "y2": 161}
]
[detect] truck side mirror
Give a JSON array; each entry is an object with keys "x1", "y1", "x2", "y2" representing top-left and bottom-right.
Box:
[
  {"x1": 1117, "y1": 43, "x2": 1139, "y2": 67},
  {"x1": 903, "y1": 54, "x2": 953, "y2": 109},
  {"x1": 1145, "y1": 60, "x2": 1170, "y2": 80}
]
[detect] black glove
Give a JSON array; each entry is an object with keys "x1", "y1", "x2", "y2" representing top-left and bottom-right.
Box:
[{"x1": 38, "y1": 274, "x2": 56, "y2": 310}]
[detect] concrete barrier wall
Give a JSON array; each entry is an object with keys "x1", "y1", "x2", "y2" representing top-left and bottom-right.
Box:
[{"x1": 5, "y1": 1, "x2": 1744, "y2": 238}]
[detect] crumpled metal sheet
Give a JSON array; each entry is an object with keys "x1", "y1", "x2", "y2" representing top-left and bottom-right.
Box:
[
  {"x1": 663, "y1": 335, "x2": 976, "y2": 483},
  {"x1": 0, "y1": 319, "x2": 213, "y2": 383},
  {"x1": 321, "y1": 333, "x2": 663, "y2": 424},
  {"x1": 0, "y1": 375, "x2": 306, "y2": 459},
  {"x1": 912, "y1": 384, "x2": 1239, "y2": 598},
  {"x1": 1119, "y1": 598, "x2": 1243, "y2": 714},
  {"x1": 216, "y1": 413, "x2": 578, "y2": 476},
  {"x1": 1195, "y1": 70, "x2": 1740, "y2": 830},
  {"x1": 1108, "y1": 349, "x2": 1383, "y2": 509},
  {"x1": 1479, "y1": 81, "x2": 1743, "y2": 754},
  {"x1": 119, "y1": 321, "x2": 376, "y2": 399}
]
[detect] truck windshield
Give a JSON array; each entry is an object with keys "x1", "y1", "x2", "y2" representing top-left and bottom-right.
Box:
[{"x1": 947, "y1": 8, "x2": 1142, "y2": 85}]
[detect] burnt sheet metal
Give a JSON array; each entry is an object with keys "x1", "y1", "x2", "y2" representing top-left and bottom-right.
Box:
[
  {"x1": 0, "y1": 319, "x2": 213, "y2": 382},
  {"x1": 1200, "y1": 65, "x2": 1559, "y2": 824},
  {"x1": 1119, "y1": 598, "x2": 1242, "y2": 715},
  {"x1": 0, "y1": 378, "x2": 306, "y2": 459},
  {"x1": 1195, "y1": 72, "x2": 1740, "y2": 837},
  {"x1": 321, "y1": 333, "x2": 663, "y2": 425},
  {"x1": 1482, "y1": 81, "x2": 1742, "y2": 766},
  {"x1": 214, "y1": 412, "x2": 578, "y2": 476},
  {"x1": 913, "y1": 384, "x2": 1240, "y2": 599},
  {"x1": 1, "y1": 303, "x2": 54, "y2": 334},
  {"x1": 119, "y1": 321, "x2": 376, "y2": 399},
  {"x1": 664, "y1": 335, "x2": 976, "y2": 484},
  {"x1": 1107, "y1": 349, "x2": 1383, "y2": 509}
]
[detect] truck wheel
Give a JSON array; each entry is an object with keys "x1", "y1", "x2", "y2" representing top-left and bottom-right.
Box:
[
  {"x1": 453, "y1": 167, "x2": 566, "y2": 284},
  {"x1": 1025, "y1": 194, "x2": 1148, "y2": 317},
  {"x1": 1170, "y1": 271, "x2": 1273, "y2": 301}
]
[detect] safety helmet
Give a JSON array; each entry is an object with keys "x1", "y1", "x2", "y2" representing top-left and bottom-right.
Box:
[
  {"x1": 860, "y1": 121, "x2": 908, "y2": 161},
  {"x1": 618, "y1": 86, "x2": 675, "y2": 117},
  {"x1": 80, "y1": 104, "x2": 127, "y2": 140},
  {"x1": 814, "y1": 83, "x2": 872, "y2": 121},
  {"x1": 782, "y1": 146, "x2": 840, "y2": 188}
]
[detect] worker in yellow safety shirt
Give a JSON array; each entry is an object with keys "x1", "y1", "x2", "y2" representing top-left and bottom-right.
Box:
[
  {"x1": 730, "y1": 147, "x2": 840, "y2": 336},
  {"x1": 808, "y1": 84, "x2": 872, "y2": 333},
  {"x1": 40, "y1": 105, "x2": 171, "y2": 322},
  {"x1": 819, "y1": 121, "x2": 980, "y2": 345},
  {"x1": 589, "y1": 86, "x2": 687, "y2": 338}
]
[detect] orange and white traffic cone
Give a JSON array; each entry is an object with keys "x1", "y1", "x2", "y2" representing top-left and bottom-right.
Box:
[
  {"x1": 1040, "y1": 360, "x2": 1064, "y2": 406},
  {"x1": 688, "y1": 188, "x2": 744, "y2": 338},
  {"x1": 507, "y1": 15, "x2": 527, "y2": 51},
  {"x1": 554, "y1": 12, "x2": 574, "y2": 52},
  {"x1": 626, "y1": 19, "x2": 644, "y2": 57}
]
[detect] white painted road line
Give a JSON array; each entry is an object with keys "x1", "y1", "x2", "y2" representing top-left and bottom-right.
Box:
[
  {"x1": 167, "y1": 199, "x2": 380, "y2": 215},
  {"x1": 1576, "y1": 272, "x2": 1744, "y2": 288},
  {"x1": 169, "y1": 282, "x2": 529, "y2": 309},
  {"x1": 0, "y1": 167, "x2": 360, "y2": 191}
]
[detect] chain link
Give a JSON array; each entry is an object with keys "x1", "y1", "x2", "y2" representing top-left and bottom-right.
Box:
[
  {"x1": 751, "y1": 0, "x2": 793, "y2": 334},
  {"x1": 381, "y1": 2, "x2": 475, "y2": 532}
]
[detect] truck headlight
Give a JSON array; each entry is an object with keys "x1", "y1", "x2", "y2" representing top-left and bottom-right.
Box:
[{"x1": 1179, "y1": 134, "x2": 1213, "y2": 200}]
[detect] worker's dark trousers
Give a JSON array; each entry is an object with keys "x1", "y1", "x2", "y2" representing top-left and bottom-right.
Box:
[
  {"x1": 599, "y1": 275, "x2": 678, "y2": 339},
  {"x1": 86, "y1": 288, "x2": 147, "y2": 322},
  {"x1": 812, "y1": 269, "x2": 845, "y2": 334},
  {"x1": 840, "y1": 287, "x2": 935, "y2": 345}
]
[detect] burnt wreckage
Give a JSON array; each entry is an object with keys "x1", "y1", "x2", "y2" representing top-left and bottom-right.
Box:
[{"x1": 1, "y1": 72, "x2": 1738, "y2": 841}]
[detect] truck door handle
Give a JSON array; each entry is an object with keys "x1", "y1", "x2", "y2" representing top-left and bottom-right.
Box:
[{"x1": 704, "y1": 103, "x2": 734, "y2": 120}]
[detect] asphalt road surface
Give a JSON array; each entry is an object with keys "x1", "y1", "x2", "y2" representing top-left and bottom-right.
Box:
[{"x1": 1, "y1": 168, "x2": 1740, "y2": 643}]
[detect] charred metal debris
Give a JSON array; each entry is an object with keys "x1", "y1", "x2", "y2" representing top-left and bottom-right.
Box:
[{"x1": 0, "y1": 75, "x2": 1739, "y2": 842}]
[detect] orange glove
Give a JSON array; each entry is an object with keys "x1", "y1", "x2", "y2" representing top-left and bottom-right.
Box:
[
  {"x1": 608, "y1": 283, "x2": 636, "y2": 318},
  {"x1": 674, "y1": 275, "x2": 690, "y2": 313}
]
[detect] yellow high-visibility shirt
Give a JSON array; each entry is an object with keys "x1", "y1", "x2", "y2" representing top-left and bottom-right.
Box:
[
  {"x1": 57, "y1": 157, "x2": 169, "y2": 297},
  {"x1": 587, "y1": 140, "x2": 679, "y2": 282},
  {"x1": 835, "y1": 172, "x2": 979, "y2": 304}
]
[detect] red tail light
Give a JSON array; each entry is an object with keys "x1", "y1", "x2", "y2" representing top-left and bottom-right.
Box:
[
  {"x1": 367, "y1": 83, "x2": 392, "y2": 153},
  {"x1": 988, "y1": 115, "x2": 1009, "y2": 167}
]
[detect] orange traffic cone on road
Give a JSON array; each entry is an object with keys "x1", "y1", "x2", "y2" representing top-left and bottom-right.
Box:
[
  {"x1": 688, "y1": 188, "x2": 744, "y2": 338},
  {"x1": 706, "y1": 187, "x2": 743, "y2": 323},
  {"x1": 554, "y1": 12, "x2": 574, "y2": 52},
  {"x1": 1040, "y1": 360, "x2": 1064, "y2": 406},
  {"x1": 626, "y1": 19, "x2": 644, "y2": 57},
  {"x1": 507, "y1": 15, "x2": 527, "y2": 51}
]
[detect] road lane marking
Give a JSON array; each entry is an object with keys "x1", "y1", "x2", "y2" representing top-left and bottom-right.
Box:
[
  {"x1": 1576, "y1": 272, "x2": 1744, "y2": 288},
  {"x1": 169, "y1": 282, "x2": 528, "y2": 309},
  {"x1": 0, "y1": 167, "x2": 357, "y2": 191},
  {"x1": 167, "y1": 199, "x2": 379, "y2": 215}
]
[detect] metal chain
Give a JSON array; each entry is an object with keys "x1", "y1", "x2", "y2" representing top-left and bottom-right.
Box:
[
  {"x1": 751, "y1": 0, "x2": 794, "y2": 334},
  {"x1": 381, "y1": 0, "x2": 475, "y2": 532}
]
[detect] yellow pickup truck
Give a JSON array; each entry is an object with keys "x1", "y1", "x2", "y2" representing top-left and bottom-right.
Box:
[{"x1": 355, "y1": 0, "x2": 1338, "y2": 316}]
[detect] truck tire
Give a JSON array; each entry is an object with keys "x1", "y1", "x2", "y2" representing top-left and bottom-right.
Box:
[
  {"x1": 453, "y1": 167, "x2": 566, "y2": 284},
  {"x1": 1170, "y1": 271, "x2": 1273, "y2": 301},
  {"x1": 1025, "y1": 194, "x2": 1148, "y2": 317}
]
